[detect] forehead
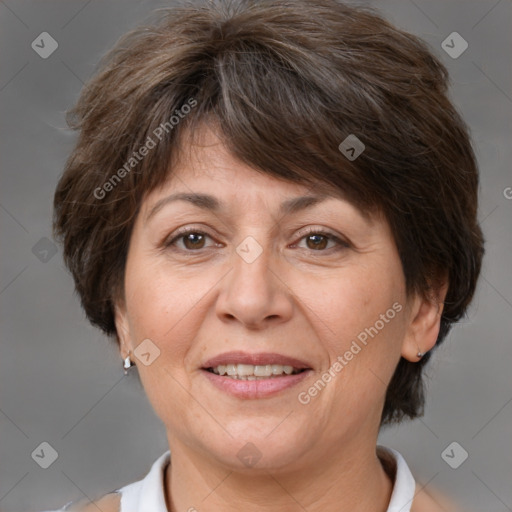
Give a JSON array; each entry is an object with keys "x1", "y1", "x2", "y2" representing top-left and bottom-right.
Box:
[
  {"x1": 170, "y1": 127, "x2": 314, "y2": 193},
  {"x1": 139, "y1": 123, "x2": 381, "y2": 226}
]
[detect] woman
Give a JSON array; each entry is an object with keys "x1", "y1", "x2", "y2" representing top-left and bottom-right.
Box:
[{"x1": 45, "y1": 0, "x2": 484, "y2": 510}]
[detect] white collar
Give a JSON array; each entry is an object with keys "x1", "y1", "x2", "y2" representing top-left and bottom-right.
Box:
[
  {"x1": 117, "y1": 451, "x2": 170, "y2": 511},
  {"x1": 117, "y1": 445, "x2": 415, "y2": 512},
  {"x1": 377, "y1": 445, "x2": 416, "y2": 511}
]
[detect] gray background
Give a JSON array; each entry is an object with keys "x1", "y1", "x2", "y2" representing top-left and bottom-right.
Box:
[{"x1": 0, "y1": 0, "x2": 511, "y2": 510}]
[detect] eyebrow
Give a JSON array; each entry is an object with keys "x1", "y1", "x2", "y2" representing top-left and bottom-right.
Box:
[{"x1": 145, "y1": 192, "x2": 331, "y2": 223}]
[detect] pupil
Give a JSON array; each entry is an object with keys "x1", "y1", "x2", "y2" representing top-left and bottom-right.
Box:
[
  {"x1": 308, "y1": 234, "x2": 327, "y2": 250},
  {"x1": 186, "y1": 233, "x2": 203, "y2": 248}
]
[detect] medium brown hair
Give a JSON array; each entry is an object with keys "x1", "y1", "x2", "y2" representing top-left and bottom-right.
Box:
[{"x1": 53, "y1": 0, "x2": 484, "y2": 426}]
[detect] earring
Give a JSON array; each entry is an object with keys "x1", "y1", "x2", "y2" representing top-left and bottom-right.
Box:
[
  {"x1": 123, "y1": 352, "x2": 133, "y2": 375},
  {"x1": 417, "y1": 349, "x2": 425, "y2": 359}
]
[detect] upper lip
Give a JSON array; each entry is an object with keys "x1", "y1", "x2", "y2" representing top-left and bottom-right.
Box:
[{"x1": 202, "y1": 351, "x2": 312, "y2": 370}]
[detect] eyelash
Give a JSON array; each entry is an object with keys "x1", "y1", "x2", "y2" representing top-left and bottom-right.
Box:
[{"x1": 163, "y1": 226, "x2": 350, "y2": 254}]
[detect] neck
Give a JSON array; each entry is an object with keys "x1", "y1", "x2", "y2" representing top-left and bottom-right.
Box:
[{"x1": 164, "y1": 438, "x2": 393, "y2": 512}]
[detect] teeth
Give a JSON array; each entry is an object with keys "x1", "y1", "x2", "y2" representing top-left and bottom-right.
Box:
[
  {"x1": 255, "y1": 365, "x2": 273, "y2": 377},
  {"x1": 210, "y1": 364, "x2": 301, "y2": 378},
  {"x1": 238, "y1": 364, "x2": 255, "y2": 376}
]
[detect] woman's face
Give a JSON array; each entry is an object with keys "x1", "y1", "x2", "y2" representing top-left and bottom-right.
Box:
[{"x1": 115, "y1": 127, "x2": 424, "y2": 473}]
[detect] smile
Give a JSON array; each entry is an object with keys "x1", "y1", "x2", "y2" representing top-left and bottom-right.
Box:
[
  {"x1": 200, "y1": 352, "x2": 313, "y2": 399},
  {"x1": 206, "y1": 364, "x2": 305, "y2": 380}
]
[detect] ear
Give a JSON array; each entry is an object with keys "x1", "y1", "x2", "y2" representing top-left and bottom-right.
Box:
[
  {"x1": 401, "y1": 281, "x2": 449, "y2": 362},
  {"x1": 114, "y1": 300, "x2": 132, "y2": 360}
]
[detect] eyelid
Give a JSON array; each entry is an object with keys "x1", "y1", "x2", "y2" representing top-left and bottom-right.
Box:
[
  {"x1": 162, "y1": 225, "x2": 218, "y2": 248},
  {"x1": 292, "y1": 226, "x2": 351, "y2": 249}
]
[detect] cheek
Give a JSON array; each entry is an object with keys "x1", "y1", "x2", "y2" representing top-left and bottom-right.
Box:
[
  {"x1": 315, "y1": 277, "x2": 405, "y2": 420},
  {"x1": 125, "y1": 243, "x2": 179, "y2": 319},
  {"x1": 122, "y1": 256, "x2": 203, "y2": 419},
  {"x1": 321, "y1": 265, "x2": 404, "y2": 348},
  {"x1": 313, "y1": 259, "x2": 407, "y2": 406},
  {"x1": 123, "y1": 254, "x2": 196, "y2": 363}
]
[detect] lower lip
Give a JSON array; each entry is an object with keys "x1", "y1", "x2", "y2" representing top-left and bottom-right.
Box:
[{"x1": 201, "y1": 369, "x2": 312, "y2": 399}]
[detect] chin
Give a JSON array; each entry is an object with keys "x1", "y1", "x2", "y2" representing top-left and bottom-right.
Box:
[{"x1": 194, "y1": 421, "x2": 315, "y2": 472}]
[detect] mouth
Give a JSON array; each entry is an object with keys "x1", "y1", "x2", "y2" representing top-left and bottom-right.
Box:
[
  {"x1": 200, "y1": 352, "x2": 313, "y2": 398},
  {"x1": 205, "y1": 364, "x2": 307, "y2": 380}
]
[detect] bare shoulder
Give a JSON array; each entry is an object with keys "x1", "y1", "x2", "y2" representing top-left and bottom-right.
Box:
[
  {"x1": 412, "y1": 484, "x2": 463, "y2": 512},
  {"x1": 66, "y1": 492, "x2": 121, "y2": 512}
]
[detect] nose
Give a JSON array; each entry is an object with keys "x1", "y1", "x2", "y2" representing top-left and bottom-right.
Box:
[{"x1": 215, "y1": 242, "x2": 294, "y2": 330}]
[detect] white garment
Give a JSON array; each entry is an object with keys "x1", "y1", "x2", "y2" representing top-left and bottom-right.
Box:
[{"x1": 41, "y1": 445, "x2": 415, "y2": 511}]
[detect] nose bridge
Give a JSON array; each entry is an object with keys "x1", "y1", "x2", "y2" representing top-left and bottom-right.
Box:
[
  {"x1": 216, "y1": 231, "x2": 292, "y2": 328},
  {"x1": 231, "y1": 232, "x2": 274, "y2": 303}
]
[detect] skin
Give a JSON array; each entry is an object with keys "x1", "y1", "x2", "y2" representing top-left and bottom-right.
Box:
[{"x1": 113, "y1": 125, "x2": 449, "y2": 512}]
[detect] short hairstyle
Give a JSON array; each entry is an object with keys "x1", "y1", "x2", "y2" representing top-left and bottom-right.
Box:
[{"x1": 53, "y1": 0, "x2": 484, "y2": 426}]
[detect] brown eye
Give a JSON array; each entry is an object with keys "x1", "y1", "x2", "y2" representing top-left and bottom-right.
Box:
[
  {"x1": 181, "y1": 232, "x2": 207, "y2": 250},
  {"x1": 305, "y1": 234, "x2": 329, "y2": 250},
  {"x1": 294, "y1": 229, "x2": 349, "y2": 252},
  {"x1": 165, "y1": 229, "x2": 215, "y2": 251}
]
